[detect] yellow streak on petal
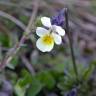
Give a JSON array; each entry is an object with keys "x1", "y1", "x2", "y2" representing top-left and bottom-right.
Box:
[{"x1": 42, "y1": 34, "x2": 54, "y2": 45}]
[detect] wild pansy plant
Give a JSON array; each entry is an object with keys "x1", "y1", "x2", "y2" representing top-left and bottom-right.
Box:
[
  {"x1": 35, "y1": 9, "x2": 78, "y2": 81},
  {"x1": 36, "y1": 17, "x2": 65, "y2": 52},
  {"x1": 34, "y1": 8, "x2": 94, "y2": 96}
]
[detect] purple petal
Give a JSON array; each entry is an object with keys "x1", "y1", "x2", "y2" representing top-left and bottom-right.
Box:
[
  {"x1": 65, "y1": 88, "x2": 77, "y2": 96},
  {"x1": 51, "y1": 9, "x2": 65, "y2": 27}
]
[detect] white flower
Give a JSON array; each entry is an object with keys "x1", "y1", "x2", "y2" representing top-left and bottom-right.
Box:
[{"x1": 36, "y1": 17, "x2": 65, "y2": 52}]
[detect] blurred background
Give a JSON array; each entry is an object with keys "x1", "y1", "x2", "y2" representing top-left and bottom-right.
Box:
[{"x1": 0, "y1": 0, "x2": 96, "y2": 96}]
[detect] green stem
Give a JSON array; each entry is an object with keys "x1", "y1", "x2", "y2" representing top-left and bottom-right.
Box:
[{"x1": 64, "y1": 8, "x2": 79, "y2": 81}]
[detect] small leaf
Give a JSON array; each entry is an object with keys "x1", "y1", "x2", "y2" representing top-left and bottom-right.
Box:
[
  {"x1": 7, "y1": 56, "x2": 19, "y2": 69},
  {"x1": 26, "y1": 78, "x2": 43, "y2": 96},
  {"x1": 37, "y1": 71, "x2": 56, "y2": 90},
  {"x1": 0, "y1": 32, "x2": 10, "y2": 47},
  {"x1": 35, "y1": 17, "x2": 43, "y2": 27},
  {"x1": 4, "y1": 19, "x2": 15, "y2": 29},
  {"x1": 19, "y1": 15, "x2": 29, "y2": 24},
  {"x1": 57, "y1": 76, "x2": 75, "y2": 91},
  {"x1": 15, "y1": 83, "x2": 26, "y2": 96},
  {"x1": 19, "y1": 69, "x2": 33, "y2": 87},
  {"x1": 83, "y1": 64, "x2": 94, "y2": 81}
]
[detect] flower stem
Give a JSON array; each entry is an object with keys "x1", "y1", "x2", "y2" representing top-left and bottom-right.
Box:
[{"x1": 64, "y1": 8, "x2": 79, "y2": 81}]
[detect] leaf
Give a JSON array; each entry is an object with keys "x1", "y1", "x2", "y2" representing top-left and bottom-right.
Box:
[
  {"x1": 0, "y1": 32, "x2": 10, "y2": 47},
  {"x1": 14, "y1": 84, "x2": 26, "y2": 96},
  {"x1": 19, "y1": 15, "x2": 29, "y2": 24},
  {"x1": 35, "y1": 16, "x2": 43, "y2": 27},
  {"x1": 26, "y1": 78, "x2": 43, "y2": 96},
  {"x1": 57, "y1": 76, "x2": 75, "y2": 91},
  {"x1": 7, "y1": 56, "x2": 19, "y2": 69},
  {"x1": 37, "y1": 71, "x2": 56, "y2": 90},
  {"x1": 4, "y1": 19, "x2": 15, "y2": 29},
  {"x1": 14, "y1": 69, "x2": 33, "y2": 96},
  {"x1": 82, "y1": 64, "x2": 94, "y2": 81},
  {"x1": 19, "y1": 69, "x2": 33, "y2": 87}
]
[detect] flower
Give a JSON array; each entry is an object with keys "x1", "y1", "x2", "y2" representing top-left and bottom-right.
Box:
[
  {"x1": 36, "y1": 17, "x2": 65, "y2": 52},
  {"x1": 51, "y1": 9, "x2": 65, "y2": 27}
]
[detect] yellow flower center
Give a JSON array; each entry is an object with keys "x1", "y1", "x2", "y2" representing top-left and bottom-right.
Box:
[{"x1": 42, "y1": 34, "x2": 54, "y2": 45}]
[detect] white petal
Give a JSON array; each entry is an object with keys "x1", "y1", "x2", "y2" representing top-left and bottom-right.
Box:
[
  {"x1": 36, "y1": 27, "x2": 49, "y2": 37},
  {"x1": 41, "y1": 17, "x2": 52, "y2": 28},
  {"x1": 52, "y1": 33, "x2": 62, "y2": 45},
  {"x1": 36, "y1": 38, "x2": 54, "y2": 52},
  {"x1": 55, "y1": 25, "x2": 65, "y2": 36}
]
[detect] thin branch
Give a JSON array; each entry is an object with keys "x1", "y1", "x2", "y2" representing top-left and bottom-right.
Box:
[
  {"x1": 25, "y1": 0, "x2": 39, "y2": 34},
  {"x1": 0, "y1": 0, "x2": 39, "y2": 70},
  {"x1": 0, "y1": 11, "x2": 26, "y2": 30},
  {"x1": 64, "y1": 8, "x2": 79, "y2": 81},
  {"x1": 21, "y1": 56, "x2": 35, "y2": 76},
  {"x1": 0, "y1": 1, "x2": 28, "y2": 9}
]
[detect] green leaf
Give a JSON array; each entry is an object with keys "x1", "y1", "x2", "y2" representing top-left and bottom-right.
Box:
[
  {"x1": 37, "y1": 71, "x2": 56, "y2": 90},
  {"x1": 35, "y1": 17, "x2": 43, "y2": 27},
  {"x1": 91, "y1": 60, "x2": 96, "y2": 66},
  {"x1": 83, "y1": 64, "x2": 94, "y2": 81},
  {"x1": 19, "y1": 15, "x2": 29, "y2": 24},
  {"x1": 57, "y1": 76, "x2": 75, "y2": 91},
  {"x1": 7, "y1": 56, "x2": 19, "y2": 69},
  {"x1": 26, "y1": 78, "x2": 43, "y2": 96},
  {"x1": 14, "y1": 84, "x2": 26, "y2": 96},
  {"x1": 4, "y1": 19, "x2": 15, "y2": 29},
  {"x1": 14, "y1": 69, "x2": 33, "y2": 96},
  {"x1": 19, "y1": 69, "x2": 33, "y2": 87},
  {"x1": 0, "y1": 32, "x2": 10, "y2": 47}
]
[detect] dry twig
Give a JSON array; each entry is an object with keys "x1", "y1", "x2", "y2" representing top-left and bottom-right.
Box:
[
  {"x1": 0, "y1": 11, "x2": 26, "y2": 30},
  {"x1": 21, "y1": 56, "x2": 35, "y2": 76},
  {"x1": 0, "y1": 0, "x2": 39, "y2": 70}
]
